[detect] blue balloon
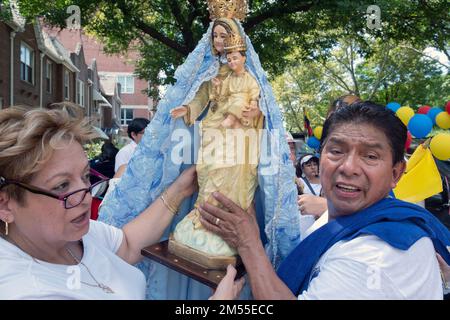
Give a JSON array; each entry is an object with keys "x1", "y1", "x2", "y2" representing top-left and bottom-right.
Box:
[
  {"x1": 427, "y1": 107, "x2": 443, "y2": 125},
  {"x1": 386, "y1": 102, "x2": 401, "y2": 112},
  {"x1": 407, "y1": 114, "x2": 433, "y2": 138},
  {"x1": 307, "y1": 136, "x2": 320, "y2": 149}
]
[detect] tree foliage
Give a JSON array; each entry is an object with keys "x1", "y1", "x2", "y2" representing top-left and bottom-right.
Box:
[
  {"x1": 273, "y1": 36, "x2": 449, "y2": 135},
  {"x1": 10, "y1": 0, "x2": 449, "y2": 98}
]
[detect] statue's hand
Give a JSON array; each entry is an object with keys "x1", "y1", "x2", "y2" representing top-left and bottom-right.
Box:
[{"x1": 170, "y1": 106, "x2": 188, "y2": 119}]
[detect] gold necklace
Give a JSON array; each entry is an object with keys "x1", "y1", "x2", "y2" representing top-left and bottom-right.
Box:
[{"x1": 66, "y1": 244, "x2": 115, "y2": 294}]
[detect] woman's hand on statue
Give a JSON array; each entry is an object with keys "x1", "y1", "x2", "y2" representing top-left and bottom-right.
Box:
[
  {"x1": 297, "y1": 194, "x2": 327, "y2": 219},
  {"x1": 209, "y1": 265, "x2": 245, "y2": 300},
  {"x1": 170, "y1": 166, "x2": 199, "y2": 200},
  {"x1": 170, "y1": 106, "x2": 188, "y2": 119},
  {"x1": 198, "y1": 192, "x2": 260, "y2": 252}
]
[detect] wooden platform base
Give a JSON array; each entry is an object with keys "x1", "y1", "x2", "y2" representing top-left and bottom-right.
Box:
[
  {"x1": 168, "y1": 236, "x2": 239, "y2": 270},
  {"x1": 142, "y1": 240, "x2": 245, "y2": 288}
]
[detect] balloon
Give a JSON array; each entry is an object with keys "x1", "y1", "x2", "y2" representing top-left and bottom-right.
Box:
[
  {"x1": 313, "y1": 126, "x2": 323, "y2": 140},
  {"x1": 405, "y1": 131, "x2": 412, "y2": 150},
  {"x1": 396, "y1": 106, "x2": 414, "y2": 126},
  {"x1": 436, "y1": 111, "x2": 450, "y2": 129},
  {"x1": 446, "y1": 101, "x2": 450, "y2": 114},
  {"x1": 307, "y1": 136, "x2": 320, "y2": 149},
  {"x1": 430, "y1": 133, "x2": 450, "y2": 160},
  {"x1": 427, "y1": 107, "x2": 443, "y2": 125},
  {"x1": 417, "y1": 105, "x2": 431, "y2": 115},
  {"x1": 407, "y1": 114, "x2": 433, "y2": 138},
  {"x1": 386, "y1": 102, "x2": 401, "y2": 112}
]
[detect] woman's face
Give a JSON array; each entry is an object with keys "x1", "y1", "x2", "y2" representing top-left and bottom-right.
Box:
[
  {"x1": 9, "y1": 140, "x2": 92, "y2": 246},
  {"x1": 213, "y1": 24, "x2": 228, "y2": 54}
]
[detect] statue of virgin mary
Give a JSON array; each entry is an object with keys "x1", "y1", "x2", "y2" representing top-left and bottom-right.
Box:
[{"x1": 99, "y1": 0, "x2": 301, "y2": 300}]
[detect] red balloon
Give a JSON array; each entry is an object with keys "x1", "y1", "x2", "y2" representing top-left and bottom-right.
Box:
[
  {"x1": 417, "y1": 105, "x2": 431, "y2": 114},
  {"x1": 405, "y1": 131, "x2": 412, "y2": 150},
  {"x1": 446, "y1": 101, "x2": 450, "y2": 114}
]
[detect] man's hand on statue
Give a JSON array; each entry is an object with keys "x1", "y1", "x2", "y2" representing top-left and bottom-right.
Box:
[
  {"x1": 170, "y1": 106, "x2": 188, "y2": 119},
  {"x1": 209, "y1": 265, "x2": 245, "y2": 300},
  {"x1": 297, "y1": 194, "x2": 327, "y2": 219},
  {"x1": 198, "y1": 192, "x2": 260, "y2": 252}
]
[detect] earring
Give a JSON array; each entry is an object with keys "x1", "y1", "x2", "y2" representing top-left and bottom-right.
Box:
[{"x1": 4, "y1": 221, "x2": 8, "y2": 236}]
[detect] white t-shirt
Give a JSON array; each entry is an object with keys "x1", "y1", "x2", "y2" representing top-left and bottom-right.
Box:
[
  {"x1": 115, "y1": 140, "x2": 137, "y2": 172},
  {"x1": 297, "y1": 212, "x2": 443, "y2": 300},
  {"x1": 0, "y1": 220, "x2": 146, "y2": 300},
  {"x1": 299, "y1": 177, "x2": 321, "y2": 196}
]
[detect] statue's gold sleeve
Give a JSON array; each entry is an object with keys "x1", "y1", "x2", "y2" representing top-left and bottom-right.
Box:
[{"x1": 184, "y1": 82, "x2": 210, "y2": 126}]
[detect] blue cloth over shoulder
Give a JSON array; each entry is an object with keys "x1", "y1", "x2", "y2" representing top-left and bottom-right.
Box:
[{"x1": 277, "y1": 197, "x2": 450, "y2": 296}]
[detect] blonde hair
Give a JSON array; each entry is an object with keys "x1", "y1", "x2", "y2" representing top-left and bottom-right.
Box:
[{"x1": 0, "y1": 106, "x2": 99, "y2": 203}]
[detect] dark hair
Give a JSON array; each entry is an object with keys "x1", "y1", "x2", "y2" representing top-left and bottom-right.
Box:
[
  {"x1": 327, "y1": 94, "x2": 361, "y2": 118},
  {"x1": 127, "y1": 118, "x2": 150, "y2": 140},
  {"x1": 295, "y1": 154, "x2": 319, "y2": 178},
  {"x1": 226, "y1": 51, "x2": 246, "y2": 57},
  {"x1": 98, "y1": 142, "x2": 118, "y2": 162},
  {"x1": 320, "y1": 101, "x2": 406, "y2": 165}
]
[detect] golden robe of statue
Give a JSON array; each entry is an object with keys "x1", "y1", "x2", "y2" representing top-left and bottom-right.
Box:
[{"x1": 173, "y1": 63, "x2": 264, "y2": 257}]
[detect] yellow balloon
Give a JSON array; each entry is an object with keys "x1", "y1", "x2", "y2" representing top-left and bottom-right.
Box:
[
  {"x1": 436, "y1": 112, "x2": 450, "y2": 129},
  {"x1": 313, "y1": 126, "x2": 323, "y2": 140},
  {"x1": 396, "y1": 106, "x2": 415, "y2": 126},
  {"x1": 430, "y1": 133, "x2": 450, "y2": 160}
]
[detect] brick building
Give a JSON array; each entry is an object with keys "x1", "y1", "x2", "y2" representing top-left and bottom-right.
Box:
[{"x1": 50, "y1": 29, "x2": 154, "y2": 132}]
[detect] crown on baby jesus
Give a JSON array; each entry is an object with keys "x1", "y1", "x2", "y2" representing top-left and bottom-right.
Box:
[
  {"x1": 207, "y1": 0, "x2": 248, "y2": 21},
  {"x1": 224, "y1": 32, "x2": 247, "y2": 53}
]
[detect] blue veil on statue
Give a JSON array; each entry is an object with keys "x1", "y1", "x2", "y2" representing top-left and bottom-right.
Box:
[{"x1": 99, "y1": 0, "x2": 301, "y2": 300}]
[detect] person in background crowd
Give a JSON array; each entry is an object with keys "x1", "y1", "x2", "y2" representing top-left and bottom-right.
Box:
[
  {"x1": 115, "y1": 118, "x2": 150, "y2": 173},
  {"x1": 90, "y1": 142, "x2": 119, "y2": 180},
  {"x1": 296, "y1": 155, "x2": 321, "y2": 196}
]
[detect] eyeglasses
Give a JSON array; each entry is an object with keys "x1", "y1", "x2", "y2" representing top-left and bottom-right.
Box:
[{"x1": 0, "y1": 169, "x2": 109, "y2": 209}]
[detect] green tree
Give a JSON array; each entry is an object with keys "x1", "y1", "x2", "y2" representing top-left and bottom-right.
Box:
[
  {"x1": 8, "y1": 0, "x2": 449, "y2": 98},
  {"x1": 273, "y1": 36, "x2": 449, "y2": 134}
]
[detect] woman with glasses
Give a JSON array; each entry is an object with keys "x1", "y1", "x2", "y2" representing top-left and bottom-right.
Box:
[{"x1": 0, "y1": 107, "x2": 242, "y2": 299}]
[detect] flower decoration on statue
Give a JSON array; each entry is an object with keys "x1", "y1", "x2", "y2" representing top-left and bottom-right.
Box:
[{"x1": 207, "y1": 0, "x2": 248, "y2": 21}]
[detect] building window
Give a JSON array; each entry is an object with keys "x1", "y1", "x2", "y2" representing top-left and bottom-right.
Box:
[
  {"x1": 76, "y1": 79, "x2": 85, "y2": 107},
  {"x1": 20, "y1": 43, "x2": 34, "y2": 84},
  {"x1": 120, "y1": 108, "x2": 133, "y2": 125},
  {"x1": 45, "y1": 60, "x2": 52, "y2": 93},
  {"x1": 117, "y1": 75, "x2": 134, "y2": 94},
  {"x1": 64, "y1": 71, "x2": 70, "y2": 100}
]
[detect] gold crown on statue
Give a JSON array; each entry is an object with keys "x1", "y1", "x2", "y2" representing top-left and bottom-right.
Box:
[
  {"x1": 207, "y1": 0, "x2": 248, "y2": 21},
  {"x1": 224, "y1": 32, "x2": 247, "y2": 53}
]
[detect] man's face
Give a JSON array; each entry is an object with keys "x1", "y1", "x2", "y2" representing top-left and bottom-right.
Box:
[{"x1": 320, "y1": 122, "x2": 405, "y2": 219}]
